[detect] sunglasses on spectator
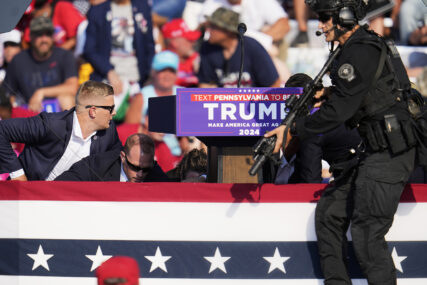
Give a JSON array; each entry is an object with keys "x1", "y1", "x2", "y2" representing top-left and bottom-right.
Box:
[
  {"x1": 31, "y1": 30, "x2": 54, "y2": 38},
  {"x1": 85, "y1": 104, "x2": 115, "y2": 114},
  {"x1": 125, "y1": 156, "x2": 153, "y2": 173}
]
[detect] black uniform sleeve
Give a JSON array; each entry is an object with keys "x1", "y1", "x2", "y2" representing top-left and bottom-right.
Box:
[{"x1": 295, "y1": 42, "x2": 382, "y2": 141}]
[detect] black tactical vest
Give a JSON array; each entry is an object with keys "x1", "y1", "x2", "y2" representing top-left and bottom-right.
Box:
[{"x1": 345, "y1": 28, "x2": 411, "y2": 129}]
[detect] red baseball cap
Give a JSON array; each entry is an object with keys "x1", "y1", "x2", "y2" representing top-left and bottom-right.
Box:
[
  {"x1": 96, "y1": 256, "x2": 140, "y2": 285},
  {"x1": 162, "y1": 19, "x2": 201, "y2": 41}
]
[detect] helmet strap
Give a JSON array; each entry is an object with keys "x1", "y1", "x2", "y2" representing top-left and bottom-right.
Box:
[{"x1": 334, "y1": 25, "x2": 346, "y2": 38}]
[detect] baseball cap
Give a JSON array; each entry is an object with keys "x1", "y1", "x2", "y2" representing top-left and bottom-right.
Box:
[
  {"x1": 96, "y1": 256, "x2": 140, "y2": 285},
  {"x1": 162, "y1": 19, "x2": 201, "y2": 41},
  {"x1": 30, "y1": 16, "x2": 54, "y2": 34},
  {"x1": 152, "y1": 51, "x2": 179, "y2": 71},
  {"x1": 206, "y1": 7, "x2": 239, "y2": 34},
  {"x1": 0, "y1": 29, "x2": 21, "y2": 45}
]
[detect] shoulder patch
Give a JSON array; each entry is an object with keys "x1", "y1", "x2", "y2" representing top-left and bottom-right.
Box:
[{"x1": 338, "y1": 63, "x2": 356, "y2": 82}]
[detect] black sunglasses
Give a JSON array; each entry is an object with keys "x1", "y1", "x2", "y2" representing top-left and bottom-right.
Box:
[
  {"x1": 85, "y1": 104, "x2": 115, "y2": 114},
  {"x1": 31, "y1": 30, "x2": 54, "y2": 38},
  {"x1": 125, "y1": 156, "x2": 153, "y2": 173}
]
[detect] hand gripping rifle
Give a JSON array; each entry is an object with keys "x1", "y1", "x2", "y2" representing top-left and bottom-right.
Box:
[{"x1": 249, "y1": 46, "x2": 342, "y2": 176}]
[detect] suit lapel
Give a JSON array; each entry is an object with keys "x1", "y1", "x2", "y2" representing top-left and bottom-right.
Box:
[{"x1": 63, "y1": 109, "x2": 74, "y2": 149}]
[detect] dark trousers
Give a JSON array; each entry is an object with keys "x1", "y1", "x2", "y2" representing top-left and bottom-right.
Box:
[{"x1": 315, "y1": 148, "x2": 415, "y2": 285}]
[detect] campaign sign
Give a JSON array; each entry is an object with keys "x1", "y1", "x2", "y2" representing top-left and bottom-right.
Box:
[
  {"x1": 21, "y1": 98, "x2": 61, "y2": 113},
  {"x1": 176, "y1": 87, "x2": 302, "y2": 136}
]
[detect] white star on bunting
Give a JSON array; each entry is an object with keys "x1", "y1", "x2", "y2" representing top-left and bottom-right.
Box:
[
  {"x1": 391, "y1": 247, "x2": 407, "y2": 273},
  {"x1": 263, "y1": 247, "x2": 290, "y2": 274},
  {"x1": 27, "y1": 245, "x2": 54, "y2": 271},
  {"x1": 204, "y1": 247, "x2": 230, "y2": 273},
  {"x1": 85, "y1": 246, "x2": 112, "y2": 272},
  {"x1": 144, "y1": 246, "x2": 172, "y2": 273}
]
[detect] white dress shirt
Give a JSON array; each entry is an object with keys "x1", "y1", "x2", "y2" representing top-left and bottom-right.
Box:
[
  {"x1": 120, "y1": 162, "x2": 128, "y2": 182},
  {"x1": 46, "y1": 112, "x2": 96, "y2": 181}
]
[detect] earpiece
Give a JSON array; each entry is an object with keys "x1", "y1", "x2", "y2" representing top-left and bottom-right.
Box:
[{"x1": 338, "y1": 6, "x2": 356, "y2": 26}]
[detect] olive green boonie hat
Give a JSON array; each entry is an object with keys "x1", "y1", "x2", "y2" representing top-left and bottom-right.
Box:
[
  {"x1": 30, "y1": 16, "x2": 54, "y2": 34},
  {"x1": 206, "y1": 7, "x2": 240, "y2": 34}
]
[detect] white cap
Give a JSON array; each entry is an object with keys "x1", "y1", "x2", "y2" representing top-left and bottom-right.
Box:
[{"x1": 0, "y1": 29, "x2": 21, "y2": 45}]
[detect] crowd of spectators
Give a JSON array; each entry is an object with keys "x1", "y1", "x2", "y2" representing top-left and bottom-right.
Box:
[{"x1": 0, "y1": 0, "x2": 425, "y2": 183}]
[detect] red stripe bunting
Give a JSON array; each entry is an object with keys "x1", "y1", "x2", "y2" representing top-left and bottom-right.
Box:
[{"x1": 1, "y1": 182, "x2": 426, "y2": 203}]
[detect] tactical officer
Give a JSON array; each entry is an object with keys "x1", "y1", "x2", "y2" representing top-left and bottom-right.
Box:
[
  {"x1": 279, "y1": 73, "x2": 362, "y2": 184},
  {"x1": 265, "y1": 0, "x2": 418, "y2": 284}
]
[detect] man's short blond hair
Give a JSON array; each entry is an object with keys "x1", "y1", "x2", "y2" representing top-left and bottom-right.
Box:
[{"x1": 76, "y1": 80, "x2": 114, "y2": 108}]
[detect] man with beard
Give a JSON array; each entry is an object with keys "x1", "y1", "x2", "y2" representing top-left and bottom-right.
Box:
[
  {"x1": 3, "y1": 16, "x2": 78, "y2": 112},
  {"x1": 198, "y1": 7, "x2": 280, "y2": 88}
]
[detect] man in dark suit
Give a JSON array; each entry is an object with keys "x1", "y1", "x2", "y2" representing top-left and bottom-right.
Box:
[
  {"x1": 55, "y1": 134, "x2": 170, "y2": 182},
  {"x1": 0, "y1": 80, "x2": 122, "y2": 181}
]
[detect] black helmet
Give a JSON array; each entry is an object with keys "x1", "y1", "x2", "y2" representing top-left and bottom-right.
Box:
[{"x1": 305, "y1": 0, "x2": 368, "y2": 26}]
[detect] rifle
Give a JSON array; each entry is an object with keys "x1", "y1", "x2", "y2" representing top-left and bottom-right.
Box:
[{"x1": 249, "y1": 46, "x2": 342, "y2": 176}]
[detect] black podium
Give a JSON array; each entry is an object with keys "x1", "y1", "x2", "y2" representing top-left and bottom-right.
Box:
[
  {"x1": 148, "y1": 87, "x2": 299, "y2": 183},
  {"x1": 148, "y1": 95, "x2": 260, "y2": 183}
]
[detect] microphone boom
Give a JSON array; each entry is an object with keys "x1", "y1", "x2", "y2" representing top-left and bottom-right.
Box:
[{"x1": 237, "y1": 23, "x2": 246, "y2": 88}]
